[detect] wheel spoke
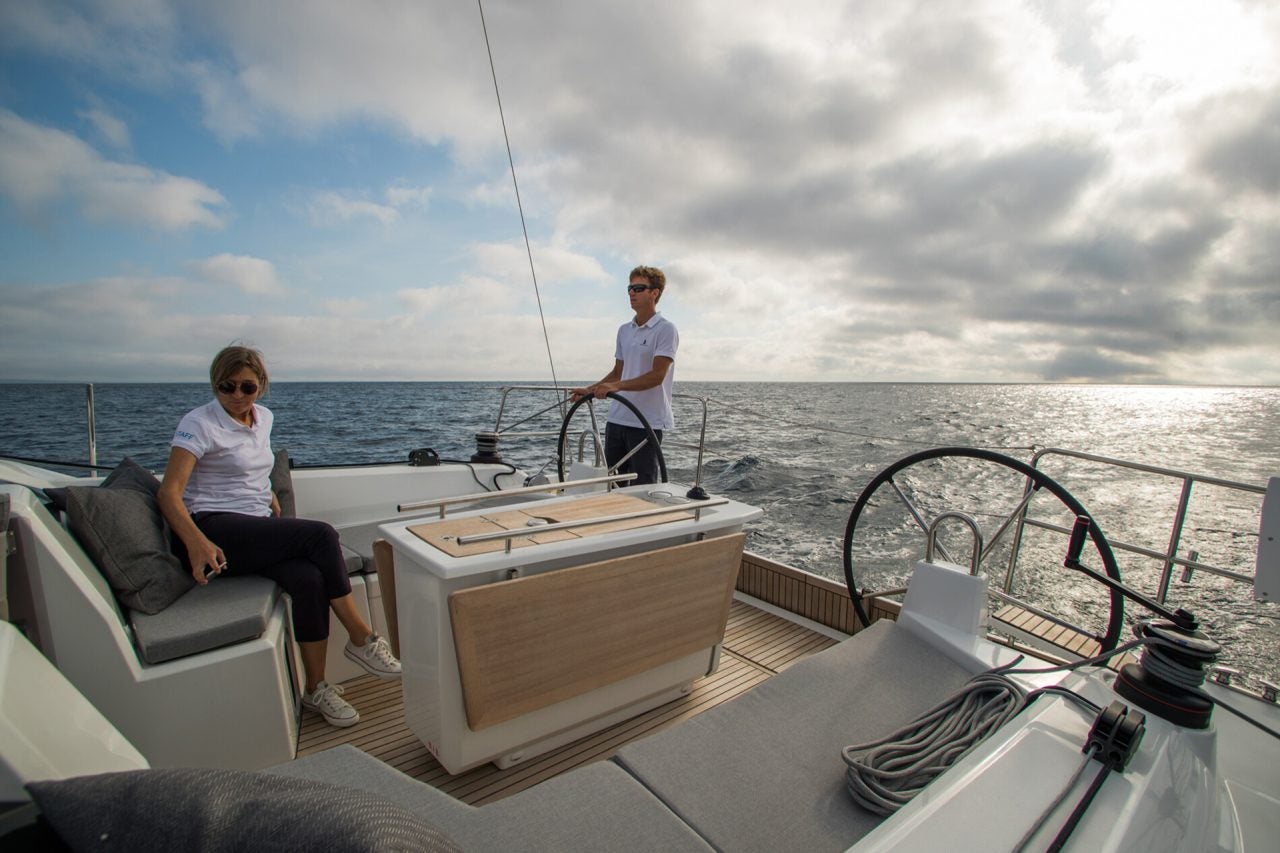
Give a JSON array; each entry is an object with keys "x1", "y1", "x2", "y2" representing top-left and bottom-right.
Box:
[
  {"x1": 844, "y1": 447, "x2": 1125, "y2": 652},
  {"x1": 978, "y1": 483, "x2": 1039, "y2": 568}
]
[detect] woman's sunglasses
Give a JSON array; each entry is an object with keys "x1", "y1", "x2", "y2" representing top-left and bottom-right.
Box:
[{"x1": 216, "y1": 380, "x2": 260, "y2": 396}]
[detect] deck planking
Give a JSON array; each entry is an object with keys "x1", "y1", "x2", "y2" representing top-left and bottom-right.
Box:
[
  {"x1": 296, "y1": 598, "x2": 838, "y2": 805},
  {"x1": 992, "y1": 603, "x2": 1137, "y2": 670}
]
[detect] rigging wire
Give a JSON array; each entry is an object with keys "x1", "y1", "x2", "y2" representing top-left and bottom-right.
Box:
[{"x1": 477, "y1": 0, "x2": 561, "y2": 394}]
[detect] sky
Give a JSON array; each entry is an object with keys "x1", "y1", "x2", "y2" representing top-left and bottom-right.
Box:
[{"x1": 1, "y1": 0, "x2": 1278, "y2": 385}]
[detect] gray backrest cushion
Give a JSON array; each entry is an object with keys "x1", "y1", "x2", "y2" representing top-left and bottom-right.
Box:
[
  {"x1": 270, "y1": 448, "x2": 296, "y2": 518},
  {"x1": 101, "y1": 457, "x2": 163, "y2": 496},
  {"x1": 57, "y1": 459, "x2": 193, "y2": 614},
  {"x1": 272, "y1": 449, "x2": 364, "y2": 575},
  {"x1": 27, "y1": 768, "x2": 462, "y2": 853}
]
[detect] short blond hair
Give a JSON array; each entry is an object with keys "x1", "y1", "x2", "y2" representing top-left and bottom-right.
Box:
[
  {"x1": 209, "y1": 345, "x2": 269, "y2": 396},
  {"x1": 630, "y1": 265, "x2": 666, "y2": 302}
]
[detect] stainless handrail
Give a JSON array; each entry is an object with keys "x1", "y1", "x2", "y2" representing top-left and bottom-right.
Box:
[
  {"x1": 398, "y1": 473, "x2": 636, "y2": 517},
  {"x1": 86, "y1": 384, "x2": 97, "y2": 468},
  {"x1": 488, "y1": 385, "x2": 712, "y2": 490},
  {"x1": 926, "y1": 511, "x2": 983, "y2": 575},
  {"x1": 455, "y1": 498, "x2": 729, "y2": 552},
  {"x1": 1003, "y1": 447, "x2": 1267, "y2": 604}
]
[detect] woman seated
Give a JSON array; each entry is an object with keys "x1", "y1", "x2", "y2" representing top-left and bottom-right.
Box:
[{"x1": 158, "y1": 345, "x2": 399, "y2": 728}]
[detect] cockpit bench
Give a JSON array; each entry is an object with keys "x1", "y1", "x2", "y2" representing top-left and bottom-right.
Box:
[{"x1": 2, "y1": 485, "x2": 298, "y2": 771}]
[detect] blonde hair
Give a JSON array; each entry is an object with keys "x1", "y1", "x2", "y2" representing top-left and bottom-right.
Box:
[
  {"x1": 209, "y1": 345, "x2": 269, "y2": 396},
  {"x1": 630, "y1": 265, "x2": 666, "y2": 302}
]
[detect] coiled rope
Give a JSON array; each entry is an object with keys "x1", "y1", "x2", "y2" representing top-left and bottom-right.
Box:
[
  {"x1": 843, "y1": 631, "x2": 1280, "y2": 820},
  {"x1": 840, "y1": 666, "x2": 1028, "y2": 815}
]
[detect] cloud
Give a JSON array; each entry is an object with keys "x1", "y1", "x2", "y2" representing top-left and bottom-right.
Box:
[
  {"x1": 385, "y1": 184, "x2": 432, "y2": 209},
  {"x1": 307, "y1": 190, "x2": 399, "y2": 226},
  {"x1": 2, "y1": 1, "x2": 1279, "y2": 384},
  {"x1": 1197, "y1": 91, "x2": 1280, "y2": 195},
  {"x1": 190, "y1": 254, "x2": 285, "y2": 296},
  {"x1": 77, "y1": 103, "x2": 131, "y2": 149},
  {"x1": 0, "y1": 110, "x2": 227, "y2": 230},
  {"x1": 470, "y1": 241, "x2": 611, "y2": 287}
]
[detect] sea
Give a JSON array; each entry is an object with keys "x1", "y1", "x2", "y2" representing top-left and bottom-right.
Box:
[{"x1": 3, "y1": 381, "x2": 1277, "y2": 687}]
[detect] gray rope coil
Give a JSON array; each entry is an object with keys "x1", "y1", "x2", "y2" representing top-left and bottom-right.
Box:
[{"x1": 841, "y1": 670, "x2": 1028, "y2": 815}]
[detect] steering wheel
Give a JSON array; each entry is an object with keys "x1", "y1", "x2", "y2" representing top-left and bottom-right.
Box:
[
  {"x1": 556, "y1": 392, "x2": 668, "y2": 485},
  {"x1": 842, "y1": 446, "x2": 1124, "y2": 652}
]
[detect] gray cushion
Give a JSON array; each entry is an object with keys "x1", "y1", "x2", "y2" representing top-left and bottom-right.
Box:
[
  {"x1": 342, "y1": 544, "x2": 367, "y2": 575},
  {"x1": 612, "y1": 620, "x2": 977, "y2": 853},
  {"x1": 271, "y1": 745, "x2": 713, "y2": 852},
  {"x1": 267, "y1": 746, "x2": 477, "y2": 826},
  {"x1": 101, "y1": 456, "x2": 163, "y2": 497},
  {"x1": 270, "y1": 448, "x2": 296, "y2": 519},
  {"x1": 271, "y1": 449, "x2": 364, "y2": 575},
  {"x1": 472, "y1": 759, "x2": 714, "y2": 852},
  {"x1": 58, "y1": 460, "x2": 193, "y2": 615},
  {"x1": 27, "y1": 767, "x2": 461, "y2": 852},
  {"x1": 130, "y1": 575, "x2": 279, "y2": 664}
]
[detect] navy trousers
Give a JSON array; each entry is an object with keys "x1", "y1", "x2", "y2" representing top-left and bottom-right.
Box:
[
  {"x1": 605, "y1": 422, "x2": 665, "y2": 487},
  {"x1": 192, "y1": 513, "x2": 351, "y2": 642}
]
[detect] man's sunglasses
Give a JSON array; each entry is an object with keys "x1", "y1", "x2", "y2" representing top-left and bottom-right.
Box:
[
  {"x1": 627, "y1": 284, "x2": 656, "y2": 293},
  {"x1": 216, "y1": 380, "x2": 260, "y2": 396}
]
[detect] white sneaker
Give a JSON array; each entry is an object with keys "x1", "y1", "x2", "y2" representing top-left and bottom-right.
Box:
[
  {"x1": 303, "y1": 681, "x2": 359, "y2": 728},
  {"x1": 344, "y1": 633, "x2": 401, "y2": 679}
]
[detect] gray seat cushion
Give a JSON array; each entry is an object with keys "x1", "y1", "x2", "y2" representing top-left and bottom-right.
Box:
[
  {"x1": 271, "y1": 745, "x2": 713, "y2": 852},
  {"x1": 341, "y1": 543, "x2": 367, "y2": 575},
  {"x1": 27, "y1": 766, "x2": 461, "y2": 852},
  {"x1": 131, "y1": 575, "x2": 280, "y2": 665},
  {"x1": 612, "y1": 619, "x2": 976, "y2": 853}
]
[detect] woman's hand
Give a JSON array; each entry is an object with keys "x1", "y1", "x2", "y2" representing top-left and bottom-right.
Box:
[
  {"x1": 270, "y1": 491, "x2": 282, "y2": 518},
  {"x1": 188, "y1": 538, "x2": 226, "y2": 585}
]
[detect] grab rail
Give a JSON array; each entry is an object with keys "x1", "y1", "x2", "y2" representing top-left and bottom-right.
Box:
[
  {"x1": 455, "y1": 498, "x2": 729, "y2": 552},
  {"x1": 487, "y1": 385, "x2": 712, "y2": 490},
  {"x1": 399, "y1": 473, "x2": 637, "y2": 518},
  {"x1": 1004, "y1": 447, "x2": 1268, "y2": 604}
]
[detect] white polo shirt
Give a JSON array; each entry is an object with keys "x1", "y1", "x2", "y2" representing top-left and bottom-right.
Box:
[
  {"x1": 171, "y1": 399, "x2": 274, "y2": 516},
  {"x1": 609, "y1": 313, "x2": 679, "y2": 431}
]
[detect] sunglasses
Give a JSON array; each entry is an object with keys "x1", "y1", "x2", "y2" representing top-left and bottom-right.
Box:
[
  {"x1": 216, "y1": 380, "x2": 260, "y2": 396},
  {"x1": 627, "y1": 284, "x2": 655, "y2": 294}
]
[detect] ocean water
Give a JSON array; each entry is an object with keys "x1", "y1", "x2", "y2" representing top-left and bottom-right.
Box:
[{"x1": 3, "y1": 381, "x2": 1278, "y2": 686}]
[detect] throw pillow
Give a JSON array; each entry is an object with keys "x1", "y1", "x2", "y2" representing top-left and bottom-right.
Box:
[
  {"x1": 27, "y1": 768, "x2": 462, "y2": 853},
  {"x1": 100, "y1": 456, "x2": 162, "y2": 496},
  {"x1": 60, "y1": 459, "x2": 193, "y2": 614}
]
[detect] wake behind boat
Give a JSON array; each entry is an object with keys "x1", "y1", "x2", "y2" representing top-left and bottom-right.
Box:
[{"x1": 2, "y1": 385, "x2": 1277, "y2": 851}]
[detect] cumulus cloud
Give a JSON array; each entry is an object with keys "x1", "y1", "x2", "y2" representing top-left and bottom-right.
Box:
[
  {"x1": 2, "y1": 0, "x2": 1279, "y2": 383},
  {"x1": 190, "y1": 254, "x2": 285, "y2": 296},
  {"x1": 0, "y1": 110, "x2": 227, "y2": 230}
]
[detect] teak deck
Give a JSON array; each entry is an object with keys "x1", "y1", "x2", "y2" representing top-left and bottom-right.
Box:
[
  {"x1": 297, "y1": 596, "x2": 838, "y2": 805},
  {"x1": 992, "y1": 603, "x2": 1138, "y2": 670}
]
